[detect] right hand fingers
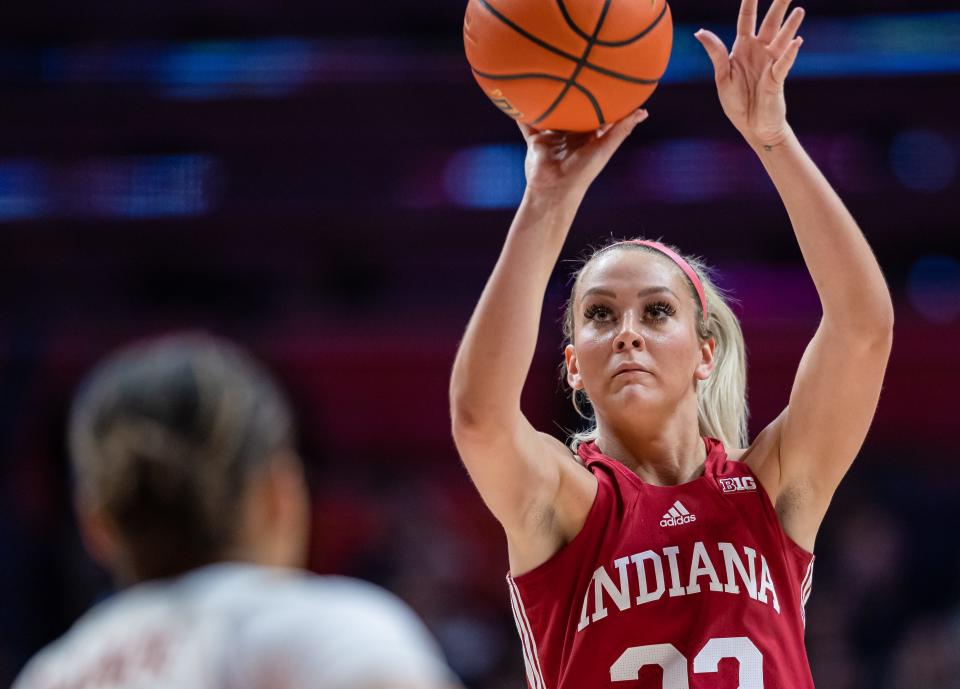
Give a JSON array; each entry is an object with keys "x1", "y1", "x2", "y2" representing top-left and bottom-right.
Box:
[
  {"x1": 591, "y1": 108, "x2": 648, "y2": 155},
  {"x1": 517, "y1": 121, "x2": 537, "y2": 141}
]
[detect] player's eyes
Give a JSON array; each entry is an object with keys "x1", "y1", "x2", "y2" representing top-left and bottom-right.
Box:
[
  {"x1": 646, "y1": 301, "x2": 677, "y2": 321},
  {"x1": 584, "y1": 304, "x2": 613, "y2": 322}
]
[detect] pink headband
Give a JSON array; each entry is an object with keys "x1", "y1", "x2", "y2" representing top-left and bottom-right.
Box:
[{"x1": 615, "y1": 240, "x2": 708, "y2": 324}]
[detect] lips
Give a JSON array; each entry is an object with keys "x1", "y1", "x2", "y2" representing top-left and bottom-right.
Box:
[{"x1": 614, "y1": 363, "x2": 651, "y2": 377}]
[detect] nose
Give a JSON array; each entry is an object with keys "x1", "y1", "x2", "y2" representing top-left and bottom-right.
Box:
[{"x1": 613, "y1": 312, "x2": 644, "y2": 352}]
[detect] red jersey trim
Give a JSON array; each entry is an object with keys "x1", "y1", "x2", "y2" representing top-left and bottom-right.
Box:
[
  {"x1": 578, "y1": 435, "x2": 725, "y2": 494},
  {"x1": 744, "y1": 462, "x2": 817, "y2": 625},
  {"x1": 507, "y1": 575, "x2": 548, "y2": 689},
  {"x1": 737, "y1": 456, "x2": 815, "y2": 560}
]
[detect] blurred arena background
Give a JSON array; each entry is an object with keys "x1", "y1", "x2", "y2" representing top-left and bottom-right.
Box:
[{"x1": 1, "y1": 0, "x2": 959, "y2": 686}]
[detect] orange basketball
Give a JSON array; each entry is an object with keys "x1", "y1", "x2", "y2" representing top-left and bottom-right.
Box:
[{"x1": 464, "y1": 0, "x2": 673, "y2": 132}]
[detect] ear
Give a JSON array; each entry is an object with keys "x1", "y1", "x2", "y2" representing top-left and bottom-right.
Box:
[
  {"x1": 268, "y1": 452, "x2": 309, "y2": 534},
  {"x1": 695, "y1": 337, "x2": 717, "y2": 381},
  {"x1": 75, "y1": 498, "x2": 122, "y2": 572},
  {"x1": 564, "y1": 344, "x2": 584, "y2": 390},
  {"x1": 243, "y1": 451, "x2": 310, "y2": 569}
]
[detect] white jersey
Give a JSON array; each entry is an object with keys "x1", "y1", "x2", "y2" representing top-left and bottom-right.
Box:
[{"x1": 14, "y1": 563, "x2": 454, "y2": 689}]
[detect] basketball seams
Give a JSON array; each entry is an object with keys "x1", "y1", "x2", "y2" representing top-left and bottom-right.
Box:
[
  {"x1": 470, "y1": 0, "x2": 670, "y2": 130},
  {"x1": 473, "y1": 69, "x2": 569, "y2": 83},
  {"x1": 597, "y1": 1, "x2": 670, "y2": 48},
  {"x1": 555, "y1": 0, "x2": 669, "y2": 48},
  {"x1": 584, "y1": 62, "x2": 660, "y2": 85},
  {"x1": 533, "y1": 0, "x2": 613, "y2": 127},
  {"x1": 475, "y1": 0, "x2": 662, "y2": 89},
  {"x1": 475, "y1": 0, "x2": 583, "y2": 64},
  {"x1": 473, "y1": 68, "x2": 605, "y2": 125},
  {"x1": 570, "y1": 82, "x2": 604, "y2": 125},
  {"x1": 554, "y1": 0, "x2": 592, "y2": 43}
]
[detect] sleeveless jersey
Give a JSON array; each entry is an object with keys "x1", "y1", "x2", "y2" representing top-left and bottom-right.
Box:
[
  {"x1": 507, "y1": 438, "x2": 815, "y2": 689},
  {"x1": 14, "y1": 563, "x2": 453, "y2": 689}
]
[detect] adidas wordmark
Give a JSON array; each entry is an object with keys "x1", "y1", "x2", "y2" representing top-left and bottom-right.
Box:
[{"x1": 660, "y1": 500, "x2": 697, "y2": 527}]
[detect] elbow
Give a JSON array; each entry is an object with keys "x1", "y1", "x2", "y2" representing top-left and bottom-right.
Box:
[
  {"x1": 450, "y1": 389, "x2": 515, "y2": 443},
  {"x1": 449, "y1": 365, "x2": 522, "y2": 440},
  {"x1": 871, "y1": 291, "x2": 895, "y2": 334},
  {"x1": 450, "y1": 399, "x2": 480, "y2": 435},
  {"x1": 824, "y1": 298, "x2": 894, "y2": 345},
  {"x1": 450, "y1": 406, "x2": 496, "y2": 450},
  {"x1": 858, "y1": 305, "x2": 894, "y2": 348},
  {"x1": 450, "y1": 397, "x2": 499, "y2": 439},
  {"x1": 868, "y1": 301, "x2": 895, "y2": 346},
  {"x1": 449, "y1": 384, "x2": 489, "y2": 439},
  {"x1": 858, "y1": 308, "x2": 894, "y2": 355}
]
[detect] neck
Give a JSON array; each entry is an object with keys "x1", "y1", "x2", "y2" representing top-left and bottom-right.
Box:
[{"x1": 595, "y1": 403, "x2": 706, "y2": 487}]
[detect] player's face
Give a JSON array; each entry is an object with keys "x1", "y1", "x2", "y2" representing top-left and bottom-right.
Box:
[{"x1": 565, "y1": 250, "x2": 714, "y2": 427}]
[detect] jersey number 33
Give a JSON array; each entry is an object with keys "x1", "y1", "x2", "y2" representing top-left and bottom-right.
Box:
[{"x1": 611, "y1": 636, "x2": 762, "y2": 688}]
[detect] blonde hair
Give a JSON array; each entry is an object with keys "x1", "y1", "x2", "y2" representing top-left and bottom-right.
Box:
[{"x1": 561, "y1": 239, "x2": 748, "y2": 451}]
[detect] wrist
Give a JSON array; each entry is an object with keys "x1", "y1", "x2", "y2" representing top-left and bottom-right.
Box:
[
  {"x1": 521, "y1": 184, "x2": 587, "y2": 213},
  {"x1": 513, "y1": 186, "x2": 584, "y2": 240},
  {"x1": 745, "y1": 125, "x2": 797, "y2": 154}
]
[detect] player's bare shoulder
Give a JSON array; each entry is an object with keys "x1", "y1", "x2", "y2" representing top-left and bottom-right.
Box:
[
  {"x1": 732, "y1": 411, "x2": 786, "y2": 504},
  {"x1": 506, "y1": 432, "x2": 598, "y2": 577},
  {"x1": 728, "y1": 412, "x2": 819, "y2": 551},
  {"x1": 541, "y1": 431, "x2": 598, "y2": 530}
]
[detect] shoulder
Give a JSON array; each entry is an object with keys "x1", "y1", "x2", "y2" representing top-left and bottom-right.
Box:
[
  {"x1": 12, "y1": 582, "x2": 174, "y2": 689},
  {"x1": 733, "y1": 411, "x2": 786, "y2": 503},
  {"x1": 229, "y1": 572, "x2": 454, "y2": 689},
  {"x1": 506, "y1": 433, "x2": 598, "y2": 577},
  {"x1": 15, "y1": 567, "x2": 452, "y2": 689},
  {"x1": 722, "y1": 419, "x2": 818, "y2": 552},
  {"x1": 263, "y1": 573, "x2": 426, "y2": 626},
  {"x1": 195, "y1": 566, "x2": 437, "y2": 645}
]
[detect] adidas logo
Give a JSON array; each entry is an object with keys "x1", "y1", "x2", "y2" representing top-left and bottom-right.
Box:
[{"x1": 660, "y1": 500, "x2": 697, "y2": 527}]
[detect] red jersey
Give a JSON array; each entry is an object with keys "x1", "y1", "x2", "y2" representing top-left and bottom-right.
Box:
[{"x1": 507, "y1": 438, "x2": 815, "y2": 689}]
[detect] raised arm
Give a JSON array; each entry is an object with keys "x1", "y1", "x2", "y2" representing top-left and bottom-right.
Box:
[
  {"x1": 696, "y1": 0, "x2": 894, "y2": 551},
  {"x1": 450, "y1": 113, "x2": 646, "y2": 568}
]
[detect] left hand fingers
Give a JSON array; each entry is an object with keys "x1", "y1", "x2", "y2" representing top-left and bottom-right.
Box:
[
  {"x1": 736, "y1": 0, "x2": 759, "y2": 37},
  {"x1": 770, "y1": 36, "x2": 803, "y2": 85},
  {"x1": 695, "y1": 29, "x2": 732, "y2": 82},
  {"x1": 757, "y1": 0, "x2": 793, "y2": 43},
  {"x1": 768, "y1": 7, "x2": 805, "y2": 56}
]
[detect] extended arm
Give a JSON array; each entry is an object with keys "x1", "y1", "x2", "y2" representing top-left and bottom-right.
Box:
[
  {"x1": 697, "y1": 0, "x2": 893, "y2": 551},
  {"x1": 450, "y1": 115, "x2": 645, "y2": 558}
]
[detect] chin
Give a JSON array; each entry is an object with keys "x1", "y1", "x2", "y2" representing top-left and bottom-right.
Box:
[{"x1": 602, "y1": 384, "x2": 663, "y2": 414}]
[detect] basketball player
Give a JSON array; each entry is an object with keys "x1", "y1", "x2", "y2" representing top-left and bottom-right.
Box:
[
  {"x1": 14, "y1": 334, "x2": 460, "y2": 689},
  {"x1": 450, "y1": 0, "x2": 892, "y2": 686}
]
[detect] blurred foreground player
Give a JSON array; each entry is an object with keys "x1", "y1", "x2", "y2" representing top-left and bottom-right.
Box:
[{"x1": 15, "y1": 334, "x2": 459, "y2": 689}]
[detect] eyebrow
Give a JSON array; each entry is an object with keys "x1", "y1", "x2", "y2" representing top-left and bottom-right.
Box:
[{"x1": 580, "y1": 286, "x2": 680, "y2": 302}]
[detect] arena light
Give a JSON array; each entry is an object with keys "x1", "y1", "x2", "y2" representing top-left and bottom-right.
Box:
[
  {"x1": 630, "y1": 138, "x2": 750, "y2": 203},
  {"x1": 0, "y1": 161, "x2": 46, "y2": 221},
  {"x1": 889, "y1": 130, "x2": 957, "y2": 193},
  {"x1": 660, "y1": 12, "x2": 960, "y2": 82},
  {"x1": 2, "y1": 11, "x2": 957, "y2": 100},
  {"x1": 0, "y1": 155, "x2": 220, "y2": 222},
  {"x1": 443, "y1": 144, "x2": 526, "y2": 209}
]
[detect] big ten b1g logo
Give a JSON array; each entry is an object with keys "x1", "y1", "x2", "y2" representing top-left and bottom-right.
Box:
[
  {"x1": 487, "y1": 89, "x2": 523, "y2": 119},
  {"x1": 720, "y1": 476, "x2": 757, "y2": 494}
]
